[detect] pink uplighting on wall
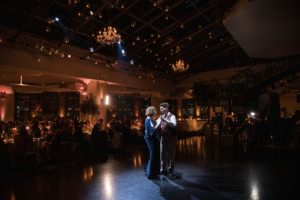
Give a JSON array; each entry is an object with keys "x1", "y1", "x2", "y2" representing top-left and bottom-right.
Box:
[
  {"x1": 0, "y1": 85, "x2": 13, "y2": 94},
  {"x1": 0, "y1": 85, "x2": 13, "y2": 121},
  {"x1": 0, "y1": 100, "x2": 6, "y2": 121}
]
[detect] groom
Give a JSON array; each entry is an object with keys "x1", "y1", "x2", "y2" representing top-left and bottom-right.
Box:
[{"x1": 156, "y1": 102, "x2": 177, "y2": 176}]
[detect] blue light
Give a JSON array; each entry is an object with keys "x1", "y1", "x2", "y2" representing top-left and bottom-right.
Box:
[
  {"x1": 118, "y1": 40, "x2": 121, "y2": 45},
  {"x1": 121, "y1": 49, "x2": 126, "y2": 56}
]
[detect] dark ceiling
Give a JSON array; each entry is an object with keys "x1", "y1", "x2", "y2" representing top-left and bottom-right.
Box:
[{"x1": 0, "y1": 0, "x2": 252, "y2": 81}]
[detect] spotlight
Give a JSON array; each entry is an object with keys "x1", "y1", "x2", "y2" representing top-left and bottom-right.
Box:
[
  {"x1": 121, "y1": 49, "x2": 126, "y2": 56},
  {"x1": 118, "y1": 40, "x2": 121, "y2": 45},
  {"x1": 250, "y1": 112, "x2": 255, "y2": 117},
  {"x1": 89, "y1": 47, "x2": 95, "y2": 52},
  {"x1": 130, "y1": 60, "x2": 134, "y2": 65},
  {"x1": 54, "y1": 17, "x2": 60, "y2": 22}
]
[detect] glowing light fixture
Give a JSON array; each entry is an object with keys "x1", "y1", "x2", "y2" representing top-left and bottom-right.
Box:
[
  {"x1": 172, "y1": 59, "x2": 189, "y2": 73},
  {"x1": 96, "y1": 26, "x2": 121, "y2": 45},
  {"x1": 104, "y1": 95, "x2": 110, "y2": 106}
]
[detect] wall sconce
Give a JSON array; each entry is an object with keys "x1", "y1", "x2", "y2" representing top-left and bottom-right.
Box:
[
  {"x1": 104, "y1": 95, "x2": 110, "y2": 106},
  {"x1": 100, "y1": 95, "x2": 110, "y2": 106}
]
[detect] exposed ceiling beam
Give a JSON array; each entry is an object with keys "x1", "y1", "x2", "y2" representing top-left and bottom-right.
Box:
[
  {"x1": 129, "y1": 4, "x2": 214, "y2": 55},
  {"x1": 124, "y1": 0, "x2": 185, "y2": 40},
  {"x1": 12, "y1": 0, "x2": 51, "y2": 41},
  {"x1": 136, "y1": 19, "x2": 220, "y2": 64}
]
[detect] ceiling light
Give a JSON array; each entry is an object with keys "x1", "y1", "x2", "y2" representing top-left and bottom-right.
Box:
[
  {"x1": 47, "y1": 18, "x2": 55, "y2": 24},
  {"x1": 172, "y1": 59, "x2": 189, "y2": 73},
  {"x1": 96, "y1": 26, "x2": 121, "y2": 45},
  {"x1": 131, "y1": 21, "x2": 136, "y2": 27},
  {"x1": 165, "y1": 6, "x2": 169, "y2": 12},
  {"x1": 68, "y1": 0, "x2": 80, "y2": 5},
  {"x1": 64, "y1": 36, "x2": 70, "y2": 43},
  {"x1": 121, "y1": 49, "x2": 126, "y2": 56},
  {"x1": 45, "y1": 27, "x2": 51, "y2": 32}
]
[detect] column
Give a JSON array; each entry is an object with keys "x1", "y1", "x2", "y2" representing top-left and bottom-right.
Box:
[
  {"x1": 133, "y1": 97, "x2": 140, "y2": 119},
  {"x1": 0, "y1": 86, "x2": 14, "y2": 122},
  {"x1": 176, "y1": 97, "x2": 182, "y2": 120}
]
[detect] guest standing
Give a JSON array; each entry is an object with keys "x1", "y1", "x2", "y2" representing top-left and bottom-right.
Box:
[{"x1": 144, "y1": 106, "x2": 160, "y2": 179}]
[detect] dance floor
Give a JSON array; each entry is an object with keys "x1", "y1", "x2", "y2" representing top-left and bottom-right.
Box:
[{"x1": 0, "y1": 136, "x2": 299, "y2": 200}]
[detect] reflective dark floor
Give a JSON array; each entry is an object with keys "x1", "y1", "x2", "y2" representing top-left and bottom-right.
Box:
[{"x1": 1, "y1": 136, "x2": 299, "y2": 200}]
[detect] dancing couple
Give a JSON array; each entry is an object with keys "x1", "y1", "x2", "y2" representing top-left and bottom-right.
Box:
[{"x1": 144, "y1": 102, "x2": 177, "y2": 179}]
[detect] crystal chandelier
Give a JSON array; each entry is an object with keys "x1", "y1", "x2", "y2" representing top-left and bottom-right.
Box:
[
  {"x1": 96, "y1": 26, "x2": 121, "y2": 45},
  {"x1": 172, "y1": 59, "x2": 189, "y2": 72}
]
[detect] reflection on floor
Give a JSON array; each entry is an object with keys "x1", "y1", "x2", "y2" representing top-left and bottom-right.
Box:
[{"x1": 0, "y1": 136, "x2": 299, "y2": 200}]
